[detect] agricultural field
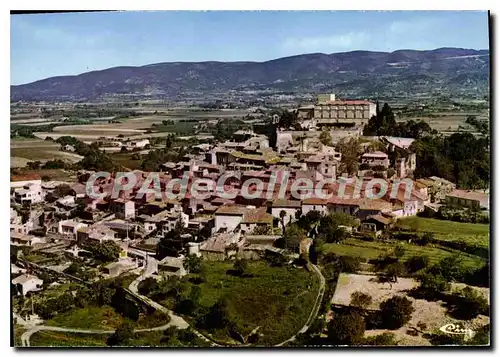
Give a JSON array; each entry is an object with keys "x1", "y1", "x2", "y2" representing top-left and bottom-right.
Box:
[
  {"x1": 181, "y1": 261, "x2": 319, "y2": 345},
  {"x1": 109, "y1": 152, "x2": 144, "y2": 170},
  {"x1": 323, "y1": 238, "x2": 485, "y2": 269},
  {"x1": 396, "y1": 111, "x2": 489, "y2": 135},
  {"x1": 395, "y1": 217, "x2": 489, "y2": 249},
  {"x1": 10, "y1": 138, "x2": 83, "y2": 166}
]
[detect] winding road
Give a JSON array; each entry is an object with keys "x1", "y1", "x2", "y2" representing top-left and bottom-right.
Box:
[{"x1": 17, "y1": 261, "x2": 325, "y2": 347}]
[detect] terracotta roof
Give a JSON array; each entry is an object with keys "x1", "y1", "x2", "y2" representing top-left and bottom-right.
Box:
[
  {"x1": 242, "y1": 207, "x2": 273, "y2": 224},
  {"x1": 215, "y1": 205, "x2": 249, "y2": 216},
  {"x1": 272, "y1": 199, "x2": 301, "y2": 208},
  {"x1": 11, "y1": 173, "x2": 41, "y2": 182},
  {"x1": 447, "y1": 190, "x2": 489, "y2": 202},
  {"x1": 365, "y1": 214, "x2": 392, "y2": 225},
  {"x1": 302, "y1": 198, "x2": 328, "y2": 205}
]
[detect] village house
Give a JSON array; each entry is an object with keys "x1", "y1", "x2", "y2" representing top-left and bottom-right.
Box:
[
  {"x1": 12, "y1": 274, "x2": 43, "y2": 296},
  {"x1": 214, "y1": 205, "x2": 249, "y2": 233},
  {"x1": 158, "y1": 256, "x2": 187, "y2": 277},
  {"x1": 58, "y1": 219, "x2": 88, "y2": 238},
  {"x1": 199, "y1": 232, "x2": 243, "y2": 261},
  {"x1": 360, "y1": 151, "x2": 390, "y2": 168},
  {"x1": 271, "y1": 199, "x2": 301, "y2": 226},
  {"x1": 110, "y1": 199, "x2": 136, "y2": 219},
  {"x1": 445, "y1": 190, "x2": 489, "y2": 211},
  {"x1": 13, "y1": 182, "x2": 45, "y2": 205},
  {"x1": 11, "y1": 232, "x2": 44, "y2": 246},
  {"x1": 103, "y1": 258, "x2": 138, "y2": 277},
  {"x1": 301, "y1": 198, "x2": 329, "y2": 216},
  {"x1": 77, "y1": 224, "x2": 118, "y2": 244},
  {"x1": 360, "y1": 214, "x2": 394, "y2": 235},
  {"x1": 124, "y1": 138, "x2": 150, "y2": 150},
  {"x1": 240, "y1": 207, "x2": 274, "y2": 234}
]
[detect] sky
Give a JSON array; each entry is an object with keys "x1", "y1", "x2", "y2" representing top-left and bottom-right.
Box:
[{"x1": 11, "y1": 11, "x2": 489, "y2": 85}]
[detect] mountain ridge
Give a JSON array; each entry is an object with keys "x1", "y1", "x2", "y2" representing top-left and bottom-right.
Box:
[{"x1": 11, "y1": 47, "x2": 490, "y2": 101}]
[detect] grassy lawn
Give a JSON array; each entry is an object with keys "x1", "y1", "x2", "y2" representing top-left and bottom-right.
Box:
[
  {"x1": 13, "y1": 326, "x2": 25, "y2": 347},
  {"x1": 43, "y1": 283, "x2": 84, "y2": 299},
  {"x1": 126, "y1": 330, "x2": 211, "y2": 347},
  {"x1": 109, "y1": 153, "x2": 143, "y2": 170},
  {"x1": 395, "y1": 217, "x2": 489, "y2": 248},
  {"x1": 185, "y1": 261, "x2": 319, "y2": 346},
  {"x1": 30, "y1": 329, "x2": 211, "y2": 347},
  {"x1": 45, "y1": 306, "x2": 124, "y2": 330},
  {"x1": 323, "y1": 238, "x2": 485, "y2": 268},
  {"x1": 30, "y1": 331, "x2": 108, "y2": 347}
]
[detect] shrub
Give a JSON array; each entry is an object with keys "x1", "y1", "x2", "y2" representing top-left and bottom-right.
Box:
[
  {"x1": 380, "y1": 296, "x2": 415, "y2": 329},
  {"x1": 350, "y1": 291, "x2": 373, "y2": 309},
  {"x1": 363, "y1": 332, "x2": 397, "y2": 346},
  {"x1": 414, "y1": 273, "x2": 451, "y2": 300},
  {"x1": 405, "y1": 255, "x2": 430, "y2": 274},
  {"x1": 338, "y1": 256, "x2": 362, "y2": 273},
  {"x1": 327, "y1": 311, "x2": 365, "y2": 345},
  {"x1": 447, "y1": 286, "x2": 489, "y2": 320}
]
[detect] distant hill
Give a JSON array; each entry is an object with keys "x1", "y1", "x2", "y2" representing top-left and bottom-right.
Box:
[{"x1": 11, "y1": 47, "x2": 490, "y2": 101}]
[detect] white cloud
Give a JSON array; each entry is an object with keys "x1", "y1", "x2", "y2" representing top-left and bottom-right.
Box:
[
  {"x1": 388, "y1": 17, "x2": 437, "y2": 35},
  {"x1": 283, "y1": 31, "x2": 371, "y2": 52}
]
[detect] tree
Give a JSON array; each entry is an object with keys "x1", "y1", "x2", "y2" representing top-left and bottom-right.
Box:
[
  {"x1": 279, "y1": 210, "x2": 287, "y2": 233},
  {"x1": 318, "y1": 212, "x2": 356, "y2": 242},
  {"x1": 337, "y1": 256, "x2": 362, "y2": 273},
  {"x1": 86, "y1": 240, "x2": 121, "y2": 263},
  {"x1": 393, "y1": 245, "x2": 405, "y2": 260},
  {"x1": 107, "y1": 320, "x2": 134, "y2": 346},
  {"x1": 233, "y1": 259, "x2": 248, "y2": 277},
  {"x1": 184, "y1": 254, "x2": 203, "y2": 274},
  {"x1": 337, "y1": 137, "x2": 362, "y2": 175},
  {"x1": 201, "y1": 297, "x2": 233, "y2": 331},
  {"x1": 385, "y1": 262, "x2": 406, "y2": 283},
  {"x1": 138, "y1": 277, "x2": 159, "y2": 296},
  {"x1": 416, "y1": 272, "x2": 451, "y2": 300},
  {"x1": 327, "y1": 311, "x2": 365, "y2": 345},
  {"x1": 405, "y1": 255, "x2": 429, "y2": 274},
  {"x1": 380, "y1": 296, "x2": 415, "y2": 329},
  {"x1": 283, "y1": 224, "x2": 307, "y2": 253},
  {"x1": 53, "y1": 184, "x2": 74, "y2": 198},
  {"x1": 350, "y1": 291, "x2": 373, "y2": 309},
  {"x1": 165, "y1": 135, "x2": 173, "y2": 149},
  {"x1": 448, "y1": 286, "x2": 489, "y2": 320},
  {"x1": 251, "y1": 225, "x2": 272, "y2": 235},
  {"x1": 319, "y1": 129, "x2": 333, "y2": 146}
]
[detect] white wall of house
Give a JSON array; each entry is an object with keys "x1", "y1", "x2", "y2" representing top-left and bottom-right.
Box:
[
  {"x1": 215, "y1": 215, "x2": 243, "y2": 233},
  {"x1": 15, "y1": 278, "x2": 43, "y2": 296}
]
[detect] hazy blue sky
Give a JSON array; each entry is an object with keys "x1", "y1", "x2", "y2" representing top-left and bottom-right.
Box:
[{"x1": 11, "y1": 11, "x2": 489, "y2": 85}]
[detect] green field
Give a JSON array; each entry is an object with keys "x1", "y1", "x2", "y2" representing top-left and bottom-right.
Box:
[
  {"x1": 323, "y1": 238, "x2": 485, "y2": 268},
  {"x1": 30, "y1": 331, "x2": 108, "y2": 347},
  {"x1": 45, "y1": 306, "x2": 124, "y2": 330},
  {"x1": 29, "y1": 329, "x2": 211, "y2": 347},
  {"x1": 109, "y1": 152, "x2": 144, "y2": 170},
  {"x1": 13, "y1": 326, "x2": 26, "y2": 347},
  {"x1": 396, "y1": 217, "x2": 490, "y2": 248},
  {"x1": 183, "y1": 261, "x2": 319, "y2": 345}
]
